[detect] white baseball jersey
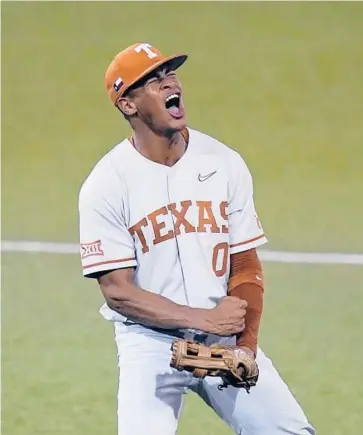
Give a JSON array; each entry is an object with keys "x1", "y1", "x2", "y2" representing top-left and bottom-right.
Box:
[{"x1": 79, "y1": 128, "x2": 267, "y2": 322}]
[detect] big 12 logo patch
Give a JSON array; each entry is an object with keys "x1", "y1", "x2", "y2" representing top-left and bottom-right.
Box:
[{"x1": 80, "y1": 240, "x2": 104, "y2": 259}]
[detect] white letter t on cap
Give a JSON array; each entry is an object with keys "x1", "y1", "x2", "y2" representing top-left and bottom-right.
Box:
[{"x1": 134, "y1": 43, "x2": 158, "y2": 59}]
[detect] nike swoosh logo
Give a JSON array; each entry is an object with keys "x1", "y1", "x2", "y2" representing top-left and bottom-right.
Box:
[{"x1": 198, "y1": 171, "x2": 217, "y2": 182}]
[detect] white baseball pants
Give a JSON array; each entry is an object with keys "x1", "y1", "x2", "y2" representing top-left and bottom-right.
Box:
[{"x1": 114, "y1": 323, "x2": 315, "y2": 435}]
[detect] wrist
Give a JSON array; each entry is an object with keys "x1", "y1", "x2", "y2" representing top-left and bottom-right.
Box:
[{"x1": 185, "y1": 307, "x2": 213, "y2": 332}]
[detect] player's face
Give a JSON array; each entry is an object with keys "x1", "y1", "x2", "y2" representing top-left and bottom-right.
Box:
[{"x1": 129, "y1": 66, "x2": 186, "y2": 134}]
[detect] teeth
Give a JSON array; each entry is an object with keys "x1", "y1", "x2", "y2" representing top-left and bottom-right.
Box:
[{"x1": 166, "y1": 93, "x2": 179, "y2": 102}]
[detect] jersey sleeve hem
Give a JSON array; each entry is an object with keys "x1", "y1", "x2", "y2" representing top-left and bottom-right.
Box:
[
  {"x1": 82, "y1": 257, "x2": 137, "y2": 277},
  {"x1": 230, "y1": 234, "x2": 268, "y2": 254}
]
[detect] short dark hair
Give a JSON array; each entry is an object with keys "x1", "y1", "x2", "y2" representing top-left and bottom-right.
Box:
[{"x1": 116, "y1": 69, "x2": 158, "y2": 120}]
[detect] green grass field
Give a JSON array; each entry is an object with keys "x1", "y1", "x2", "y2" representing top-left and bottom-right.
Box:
[{"x1": 2, "y1": 2, "x2": 363, "y2": 435}]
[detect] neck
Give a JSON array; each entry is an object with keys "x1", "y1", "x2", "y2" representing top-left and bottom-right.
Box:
[{"x1": 132, "y1": 125, "x2": 187, "y2": 167}]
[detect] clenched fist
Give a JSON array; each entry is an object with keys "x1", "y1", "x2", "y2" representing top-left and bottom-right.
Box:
[{"x1": 203, "y1": 296, "x2": 247, "y2": 336}]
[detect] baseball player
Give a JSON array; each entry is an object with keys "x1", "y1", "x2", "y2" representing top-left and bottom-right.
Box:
[{"x1": 79, "y1": 43, "x2": 315, "y2": 435}]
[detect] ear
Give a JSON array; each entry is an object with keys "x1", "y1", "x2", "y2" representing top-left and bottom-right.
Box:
[{"x1": 116, "y1": 97, "x2": 137, "y2": 117}]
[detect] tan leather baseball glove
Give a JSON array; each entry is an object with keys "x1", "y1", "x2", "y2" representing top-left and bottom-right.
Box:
[{"x1": 170, "y1": 340, "x2": 259, "y2": 392}]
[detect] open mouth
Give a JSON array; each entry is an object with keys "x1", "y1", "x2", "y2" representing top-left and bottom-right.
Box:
[{"x1": 165, "y1": 93, "x2": 184, "y2": 119}]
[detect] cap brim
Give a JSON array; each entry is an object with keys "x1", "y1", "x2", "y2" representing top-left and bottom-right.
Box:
[{"x1": 119, "y1": 53, "x2": 188, "y2": 100}]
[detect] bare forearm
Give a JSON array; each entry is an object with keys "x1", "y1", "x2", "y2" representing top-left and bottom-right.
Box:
[{"x1": 104, "y1": 281, "x2": 208, "y2": 330}]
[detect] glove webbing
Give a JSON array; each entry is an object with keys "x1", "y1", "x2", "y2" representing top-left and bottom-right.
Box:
[{"x1": 193, "y1": 343, "x2": 211, "y2": 377}]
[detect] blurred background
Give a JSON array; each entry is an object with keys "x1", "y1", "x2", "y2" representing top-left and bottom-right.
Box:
[{"x1": 2, "y1": 2, "x2": 362, "y2": 435}]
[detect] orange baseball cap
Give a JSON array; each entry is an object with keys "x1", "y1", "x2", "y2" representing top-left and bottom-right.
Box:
[{"x1": 105, "y1": 43, "x2": 187, "y2": 105}]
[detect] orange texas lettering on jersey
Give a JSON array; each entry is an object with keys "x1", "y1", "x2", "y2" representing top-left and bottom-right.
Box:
[{"x1": 129, "y1": 200, "x2": 229, "y2": 253}]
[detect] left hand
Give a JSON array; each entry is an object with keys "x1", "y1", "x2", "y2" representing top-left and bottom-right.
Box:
[{"x1": 170, "y1": 340, "x2": 259, "y2": 392}]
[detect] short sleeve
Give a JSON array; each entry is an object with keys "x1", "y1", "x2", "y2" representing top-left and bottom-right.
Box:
[
  {"x1": 228, "y1": 155, "x2": 268, "y2": 254},
  {"x1": 78, "y1": 174, "x2": 137, "y2": 278}
]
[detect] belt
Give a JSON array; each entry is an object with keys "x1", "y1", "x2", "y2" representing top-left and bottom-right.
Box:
[
  {"x1": 158, "y1": 328, "x2": 210, "y2": 343},
  {"x1": 124, "y1": 321, "x2": 210, "y2": 343}
]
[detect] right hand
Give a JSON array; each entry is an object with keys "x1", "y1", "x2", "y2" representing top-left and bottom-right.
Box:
[{"x1": 203, "y1": 296, "x2": 247, "y2": 336}]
